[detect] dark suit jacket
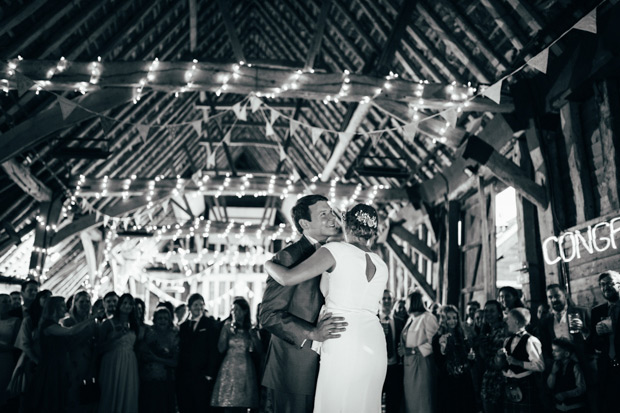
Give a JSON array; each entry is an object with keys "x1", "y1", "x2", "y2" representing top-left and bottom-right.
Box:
[
  {"x1": 538, "y1": 305, "x2": 592, "y2": 363},
  {"x1": 385, "y1": 314, "x2": 405, "y2": 364},
  {"x1": 260, "y1": 235, "x2": 324, "y2": 395},
  {"x1": 177, "y1": 315, "x2": 221, "y2": 380},
  {"x1": 591, "y1": 302, "x2": 620, "y2": 361}
]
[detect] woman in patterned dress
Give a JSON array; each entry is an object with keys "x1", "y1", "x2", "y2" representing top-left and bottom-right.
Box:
[{"x1": 211, "y1": 297, "x2": 261, "y2": 412}]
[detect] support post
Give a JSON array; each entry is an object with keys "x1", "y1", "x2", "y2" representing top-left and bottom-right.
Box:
[{"x1": 446, "y1": 201, "x2": 461, "y2": 306}]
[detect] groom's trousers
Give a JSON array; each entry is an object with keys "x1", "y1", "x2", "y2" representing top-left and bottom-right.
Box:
[{"x1": 268, "y1": 388, "x2": 314, "y2": 413}]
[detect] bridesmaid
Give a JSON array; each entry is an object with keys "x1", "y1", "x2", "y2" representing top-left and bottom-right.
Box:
[
  {"x1": 98, "y1": 293, "x2": 140, "y2": 413},
  {"x1": 211, "y1": 297, "x2": 260, "y2": 412},
  {"x1": 0, "y1": 294, "x2": 20, "y2": 409},
  {"x1": 398, "y1": 291, "x2": 439, "y2": 413}
]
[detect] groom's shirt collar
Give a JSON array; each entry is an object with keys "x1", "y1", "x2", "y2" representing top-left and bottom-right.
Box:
[{"x1": 304, "y1": 234, "x2": 320, "y2": 246}]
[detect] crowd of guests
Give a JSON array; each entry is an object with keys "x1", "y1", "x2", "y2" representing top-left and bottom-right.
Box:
[
  {"x1": 0, "y1": 281, "x2": 271, "y2": 413},
  {"x1": 381, "y1": 270, "x2": 620, "y2": 413},
  {"x1": 1, "y1": 269, "x2": 619, "y2": 413}
]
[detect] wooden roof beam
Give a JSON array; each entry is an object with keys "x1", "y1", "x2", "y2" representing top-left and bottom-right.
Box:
[
  {"x1": 386, "y1": 234, "x2": 436, "y2": 300},
  {"x1": 1, "y1": 159, "x2": 52, "y2": 202},
  {"x1": 304, "y1": 0, "x2": 333, "y2": 71},
  {"x1": 216, "y1": 0, "x2": 245, "y2": 63},
  {"x1": 189, "y1": 0, "x2": 198, "y2": 52}
]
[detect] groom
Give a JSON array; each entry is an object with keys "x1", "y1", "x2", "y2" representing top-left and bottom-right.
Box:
[{"x1": 260, "y1": 194, "x2": 347, "y2": 413}]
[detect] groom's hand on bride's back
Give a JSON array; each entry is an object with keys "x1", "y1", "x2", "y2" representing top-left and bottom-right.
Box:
[{"x1": 310, "y1": 312, "x2": 348, "y2": 342}]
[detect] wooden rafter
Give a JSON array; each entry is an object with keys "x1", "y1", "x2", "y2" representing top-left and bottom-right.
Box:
[
  {"x1": 386, "y1": 234, "x2": 436, "y2": 300},
  {"x1": 216, "y1": 0, "x2": 245, "y2": 63},
  {"x1": 304, "y1": 0, "x2": 333, "y2": 71}
]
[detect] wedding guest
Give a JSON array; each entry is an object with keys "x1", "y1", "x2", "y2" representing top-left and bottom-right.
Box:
[
  {"x1": 62, "y1": 290, "x2": 97, "y2": 413},
  {"x1": 430, "y1": 302, "x2": 442, "y2": 320},
  {"x1": 177, "y1": 293, "x2": 220, "y2": 413},
  {"x1": 211, "y1": 297, "x2": 260, "y2": 412},
  {"x1": 479, "y1": 300, "x2": 508, "y2": 413},
  {"x1": 394, "y1": 299, "x2": 408, "y2": 321},
  {"x1": 591, "y1": 270, "x2": 620, "y2": 413},
  {"x1": 27, "y1": 296, "x2": 96, "y2": 412},
  {"x1": 498, "y1": 286, "x2": 525, "y2": 315},
  {"x1": 380, "y1": 289, "x2": 405, "y2": 413},
  {"x1": 139, "y1": 307, "x2": 179, "y2": 413},
  {"x1": 98, "y1": 293, "x2": 139, "y2": 413},
  {"x1": 0, "y1": 293, "x2": 20, "y2": 409},
  {"x1": 135, "y1": 298, "x2": 146, "y2": 325},
  {"x1": 500, "y1": 307, "x2": 544, "y2": 413},
  {"x1": 537, "y1": 303, "x2": 550, "y2": 323},
  {"x1": 466, "y1": 301, "x2": 481, "y2": 327},
  {"x1": 92, "y1": 299, "x2": 105, "y2": 321},
  {"x1": 8, "y1": 280, "x2": 39, "y2": 319},
  {"x1": 174, "y1": 304, "x2": 188, "y2": 326},
  {"x1": 102, "y1": 292, "x2": 118, "y2": 319},
  {"x1": 399, "y1": 291, "x2": 439, "y2": 413},
  {"x1": 432, "y1": 305, "x2": 476, "y2": 413},
  {"x1": 10, "y1": 291, "x2": 22, "y2": 309},
  {"x1": 157, "y1": 301, "x2": 175, "y2": 320},
  {"x1": 546, "y1": 338, "x2": 586, "y2": 413}
]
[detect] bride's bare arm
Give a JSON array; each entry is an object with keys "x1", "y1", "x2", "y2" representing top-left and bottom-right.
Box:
[{"x1": 265, "y1": 247, "x2": 336, "y2": 286}]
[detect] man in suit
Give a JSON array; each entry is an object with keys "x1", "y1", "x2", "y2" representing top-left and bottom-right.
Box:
[
  {"x1": 380, "y1": 289, "x2": 405, "y2": 413},
  {"x1": 591, "y1": 270, "x2": 620, "y2": 413},
  {"x1": 177, "y1": 293, "x2": 221, "y2": 413},
  {"x1": 538, "y1": 284, "x2": 591, "y2": 365},
  {"x1": 260, "y1": 194, "x2": 348, "y2": 413}
]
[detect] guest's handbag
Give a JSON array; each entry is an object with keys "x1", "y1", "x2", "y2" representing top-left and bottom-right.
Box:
[{"x1": 79, "y1": 376, "x2": 100, "y2": 405}]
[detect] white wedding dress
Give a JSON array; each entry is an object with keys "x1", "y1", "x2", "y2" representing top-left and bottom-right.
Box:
[{"x1": 313, "y1": 242, "x2": 388, "y2": 413}]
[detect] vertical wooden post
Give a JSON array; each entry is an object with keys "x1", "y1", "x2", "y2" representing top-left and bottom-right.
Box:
[
  {"x1": 594, "y1": 79, "x2": 620, "y2": 211},
  {"x1": 446, "y1": 201, "x2": 461, "y2": 306},
  {"x1": 477, "y1": 177, "x2": 496, "y2": 301}
]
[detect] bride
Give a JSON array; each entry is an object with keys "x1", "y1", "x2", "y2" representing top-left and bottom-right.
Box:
[{"x1": 265, "y1": 203, "x2": 388, "y2": 413}]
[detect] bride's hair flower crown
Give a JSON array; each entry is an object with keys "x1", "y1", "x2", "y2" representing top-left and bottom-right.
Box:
[{"x1": 355, "y1": 210, "x2": 377, "y2": 228}]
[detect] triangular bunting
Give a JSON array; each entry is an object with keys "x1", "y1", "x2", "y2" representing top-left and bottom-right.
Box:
[
  {"x1": 134, "y1": 213, "x2": 141, "y2": 227},
  {"x1": 573, "y1": 9, "x2": 597, "y2": 34},
  {"x1": 481, "y1": 79, "x2": 503, "y2": 105},
  {"x1": 311, "y1": 127, "x2": 322, "y2": 145},
  {"x1": 440, "y1": 109, "x2": 458, "y2": 128},
  {"x1": 265, "y1": 121, "x2": 275, "y2": 137},
  {"x1": 250, "y1": 96, "x2": 262, "y2": 112},
  {"x1": 527, "y1": 48, "x2": 549, "y2": 74},
  {"x1": 15, "y1": 72, "x2": 34, "y2": 97},
  {"x1": 103, "y1": 215, "x2": 110, "y2": 227},
  {"x1": 95, "y1": 211, "x2": 101, "y2": 222},
  {"x1": 123, "y1": 218, "x2": 130, "y2": 231},
  {"x1": 162, "y1": 199, "x2": 170, "y2": 213},
  {"x1": 403, "y1": 123, "x2": 418, "y2": 143},
  {"x1": 279, "y1": 145, "x2": 287, "y2": 162},
  {"x1": 214, "y1": 116, "x2": 223, "y2": 132},
  {"x1": 291, "y1": 168, "x2": 301, "y2": 182},
  {"x1": 206, "y1": 150, "x2": 216, "y2": 169},
  {"x1": 222, "y1": 130, "x2": 232, "y2": 144},
  {"x1": 147, "y1": 210, "x2": 153, "y2": 222},
  {"x1": 270, "y1": 109, "x2": 280, "y2": 125},
  {"x1": 289, "y1": 119, "x2": 300, "y2": 136},
  {"x1": 100, "y1": 116, "x2": 116, "y2": 136},
  {"x1": 239, "y1": 105, "x2": 247, "y2": 121},
  {"x1": 137, "y1": 124, "x2": 150, "y2": 143},
  {"x1": 58, "y1": 96, "x2": 77, "y2": 120},
  {"x1": 232, "y1": 102, "x2": 247, "y2": 121},
  {"x1": 201, "y1": 108, "x2": 210, "y2": 122},
  {"x1": 191, "y1": 120, "x2": 202, "y2": 136},
  {"x1": 370, "y1": 132, "x2": 381, "y2": 147}
]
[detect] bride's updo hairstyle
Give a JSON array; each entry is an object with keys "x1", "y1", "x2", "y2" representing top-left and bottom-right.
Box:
[{"x1": 345, "y1": 204, "x2": 379, "y2": 240}]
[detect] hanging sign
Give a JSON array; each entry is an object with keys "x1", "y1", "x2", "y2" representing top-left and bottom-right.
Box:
[{"x1": 543, "y1": 215, "x2": 620, "y2": 265}]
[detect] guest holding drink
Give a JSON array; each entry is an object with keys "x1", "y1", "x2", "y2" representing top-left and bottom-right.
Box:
[
  {"x1": 546, "y1": 338, "x2": 587, "y2": 413},
  {"x1": 398, "y1": 291, "x2": 439, "y2": 413},
  {"x1": 591, "y1": 270, "x2": 620, "y2": 413},
  {"x1": 479, "y1": 300, "x2": 508, "y2": 413}
]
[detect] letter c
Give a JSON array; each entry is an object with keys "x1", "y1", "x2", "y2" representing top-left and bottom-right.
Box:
[{"x1": 542, "y1": 236, "x2": 561, "y2": 265}]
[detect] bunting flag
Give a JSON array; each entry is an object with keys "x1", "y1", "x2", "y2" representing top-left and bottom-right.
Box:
[
  {"x1": 103, "y1": 215, "x2": 110, "y2": 227},
  {"x1": 279, "y1": 144, "x2": 287, "y2": 161},
  {"x1": 232, "y1": 102, "x2": 247, "y2": 121},
  {"x1": 311, "y1": 127, "x2": 322, "y2": 145},
  {"x1": 134, "y1": 213, "x2": 141, "y2": 227},
  {"x1": 265, "y1": 121, "x2": 275, "y2": 137},
  {"x1": 573, "y1": 9, "x2": 597, "y2": 34},
  {"x1": 440, "y1": 109, "x2": 458, "y2": 128},
  {"x1": 291, "y1": 168, "x2": 301, "y2": 182},
  {"x1": 162, "y1": 199, "x2": 170, "y2": 213},
  {"x1": 481, "y1": 79, "x2": 503, "y2": 104},
  {"x1": 403, "y1": 123, "x2": 418, "y2": 143},
  {"x1": 137, "y1": 124, "x2": 150, "y2": 143},
  {"x1": 15, "y1": 72, "x2": 34, "y2": 97},
  {"x1": 214, "y1": 116, "x2": 223, "y2": 132},
  {"x1": 201, "y1": 108, "x2": 210, "y2": 122},
  {"x1": 206, "y1": 150, "x2": 216, "y2": 169},
  {"x1": 222, "y1": 130, "x2": 232, "y2": 144},
  {"x1": 191, "y1": 120, "x2": 202, "y2": 136},
  {"x1": 57, "y1": 96, "x2": 77, "y2": 120},
  {"x1": 147, "y1": 210, "x2": 153, "y2": 222},
  {"x1": 100, "y1": 116, "x2": 115, "y2": 136},
  {"x1": 527, "y1": 48, "x2": 549, "y2": 74},
  {"x1": 123, "y1": 218, "x2": 130, "y2": 231},
  {"x1": 95, "y1": 211, "x2": 101, "y2": 222},
  {"x1": 289, "y1": 119, "x2": 300, "y2": 136},
  {"x1": 250, "y1": 96, "x2": 262, "y2": 113},
  {"x1": 370, "y1": 132, "x2": 381, "y2": 147},
  {"x1": 81, "y1": 199, "x2": 88, "y2": 211},
  {"x1": 239, "y1": 104, "x2": 247, "y2": 121},
  {"x1": 270, "y1": 109, "x2": 280, "y2": 125}
]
